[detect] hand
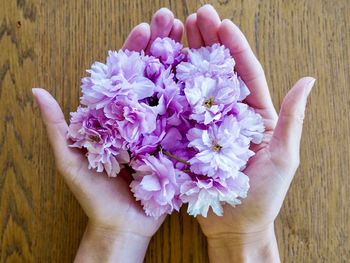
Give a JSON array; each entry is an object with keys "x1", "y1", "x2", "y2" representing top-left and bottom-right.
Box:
[
  {"x1": 186, "y1": 5, "x2": 315, "y2": 262},
  {"x1": 33, "y1": 8, "x2": 183, "y2": 263}
]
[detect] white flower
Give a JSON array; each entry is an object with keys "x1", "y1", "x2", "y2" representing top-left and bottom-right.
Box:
[
  {"x1": 184, "y1": 77, "x2": 239, "y2": 124},
  {"x1": 180, "y1": 173, "x2": 249, "y2": 217},
  {"x1": 187, "y1": 115, "x2": 254, "y2": 178}
]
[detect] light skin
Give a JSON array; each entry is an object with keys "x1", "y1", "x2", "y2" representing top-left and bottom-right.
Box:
[{"x1": 33, "y1": 5, "x2": 315, "y2": 263}]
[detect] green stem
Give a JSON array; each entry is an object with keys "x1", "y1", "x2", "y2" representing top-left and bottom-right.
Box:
[{"x1": 163, "y1": 151, "x2": 190, "y2": 165}]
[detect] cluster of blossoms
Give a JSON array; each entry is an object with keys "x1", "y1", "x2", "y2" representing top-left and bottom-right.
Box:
[{"x1": 68, "y1": 37, "x2": 264, "y2": 218}]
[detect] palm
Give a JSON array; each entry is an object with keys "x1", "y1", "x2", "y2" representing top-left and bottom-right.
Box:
[
  {"x1": 62, "y1": 149, "x2": 165, "y2": 236},
  {"x1": 197, "y1": 101, "x2": 292, "y2": 235},
  {"x1": 198, "y1": 140, "x2": 290, "y2": 236},
  {"x1": 187, "y1": 5, "x2": 313, "y2": 237}
]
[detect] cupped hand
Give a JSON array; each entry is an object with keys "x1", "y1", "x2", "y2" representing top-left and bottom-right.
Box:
[
  {"x1": 186, "y1": 5, "x2": 315, "y2": 239},
  {"x1": 33, "y1": 8, "x2": 183, "y2": 238}
]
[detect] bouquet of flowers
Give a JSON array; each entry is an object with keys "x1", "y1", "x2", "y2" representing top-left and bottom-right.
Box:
[{"x1": 67, "y1": 37, "x2": 264, "y2": 218}]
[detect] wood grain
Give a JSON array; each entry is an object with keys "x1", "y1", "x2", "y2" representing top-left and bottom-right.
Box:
[{"x1": 1, "y1": 0, "x2": 349, "y2": 262}]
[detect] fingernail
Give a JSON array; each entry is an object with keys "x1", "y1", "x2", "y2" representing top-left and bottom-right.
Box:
[
  {"x1": 138, "y1": 22, "x2": 149, "y2": 28},
  {"x1": 158, "y1": 7, "x2": 171, "y2": 14},
  {"x1": 32, "y1": 88, "x2": 38, "y2": 96},
  {"x1": 203, "y1": 4, "x2": 214, "y2": 9},
  {"x1": 304, "y1": 78, "x2": 316, "y2": 97}
]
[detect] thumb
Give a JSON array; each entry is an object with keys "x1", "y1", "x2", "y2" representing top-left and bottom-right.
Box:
[
  {"x1": 32, "y1": 88, "x2": 79, "y2": 173},
  {"x1": 270, "y1": 77, "x2": 315, "y2": 158}
]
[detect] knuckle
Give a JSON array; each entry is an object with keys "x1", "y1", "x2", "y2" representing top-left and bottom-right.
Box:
[
  {"x1": 205, "y1": 37, "x2": 219, "y2": 45},
  {"x1": 241, "y1": 61, "x2": 265, "y2": 84},
  {"x1": 271, "y1": 150, "x2": 300, "y2": 171},
  {"x1": 280, "y1": 110, "x2": 305, "y2": 125},
  {"x1": 55, "y1": 156, "x2": 78, "y2": 179},
  {"x1": 55, "y1": 157, "x2": 70, "y2": 175},
  {"x1": 293, "y1": 111, "x2": 305, "y2": 124}
]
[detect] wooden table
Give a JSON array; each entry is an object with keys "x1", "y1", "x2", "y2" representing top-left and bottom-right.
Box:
[{"x1": 1, "y1": 0, "x2": 349, "y2": 262}]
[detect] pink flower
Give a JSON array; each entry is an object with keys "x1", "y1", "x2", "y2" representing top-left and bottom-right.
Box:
[
  {"x1": 104, "y1": 97, "x2": 157, "y2": 144},
  {"x1": 150, "y1": 37, "x2": 184, "y2": 67},
  {"x1": 154, "y1": 69, "x2": 191, "y2": 125},
  {"x1": 176, "y1": 43, "x2": 234, "y2": 81},
  {"x1": 131, "y1": 116, "x2": 167, "y2": 156},
  {"x1": 130, "y1": 152, "x2": 189, "y2": 219},
  {"x1": 69, "y1": 38, "x2": 265, "y2": 218},
  {"x1": 143, "y1": 56, "x2": 165, "y2": 83},
  {"x1": 81, "y1": 50, "x2": 155, "y2": 109},
  {"x1": 68, "y1": 107, "x2": 129, "y2": 177},
  {"x1": 187, "y1": 115, "x2": 254, "y2": 178}
]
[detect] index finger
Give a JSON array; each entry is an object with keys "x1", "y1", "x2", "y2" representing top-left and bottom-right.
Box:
[{"x1": 218, "y1": 19, "x2": 277, "y2": 121}]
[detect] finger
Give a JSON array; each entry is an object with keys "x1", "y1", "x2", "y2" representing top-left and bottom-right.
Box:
[
  {"x1": 32, "y1": 88, "x2": 81, "y2": 174},
  {"x1": 122, "y1": 23, "x2": 151, "y2": 51},
  {"x1": 169, "y1": 18, "x2": 184, "y2": 42},
  {"x1": 146, "y1": 8, "x2": 174, "y2": 52},
  {"x1": 32, "y1": 88, "x2": 69, "y2": 157},
  {"x1": 196, "y1": 4, "x2": 221, "y2": 45},
  {"x1": 185, "y1": 14, "x2": 204, "y2": 48},
  {"x1": 218, "y1": 19, "x2": 277, "y2": 120},
  {"x1": 270, "y1": 77, "x2": 315, "y2": 159}
]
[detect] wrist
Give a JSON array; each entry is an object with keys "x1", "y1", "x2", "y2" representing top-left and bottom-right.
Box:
[
  {"x1": 206, "y1": 224, "x2": 280, "y2": 263},
  {"x1": 74, "y1": 221, "x2": 151, "y2": 263},
  {"x1": 86, "y1": 220, "x2": 153, "y2": 240}
]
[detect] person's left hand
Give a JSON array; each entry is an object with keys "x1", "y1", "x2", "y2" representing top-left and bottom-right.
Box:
[{"x1": 184, "y1": 7, "x2": 313, "y2": 263}]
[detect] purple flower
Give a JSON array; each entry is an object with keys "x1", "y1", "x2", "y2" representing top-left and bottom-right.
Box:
[
  {"x1": 68, "y1": 107, "x2": 129, "y2": 177},
  {"x1": 69, "y1": 38, "x2": 265, "y2": 218},
  {"x1": 130, "y1": 152, "x2": 190, "y2": 219},
  {"x1": 184, "y1": 76, "x2": 239, "y2": 124},
  {"x1": 160, "y1": 126, "x2": 195, "y2": 169},
  {"x1": 187, "y1": 115, "x2": 254, "y2": 178},
  {"x1": 161, "y1": 127, "x2": 183, "y2": 151},
  {"x1": 150, "y1": 37, "x2": 185, "y2": 67},
  {"x1": 131, "y1": 116, "x2": 167, "y2": 156},
  {"x1": 176, "y1": 44, "x2": 234, "y2": 81},
  {"x1": 180, "y1": 173, "x2": 249, "y2": 217},
  {"x1": 81, "y1": 50, "x2": 155, "y2": 109},
  {"x1": 104, "y1": 97, "x2": 157, "y2": 144},
  {"x1": 143, "y1": 56, "x2": 165, "y2": 83},
  {"x1": 154, "y1": 69, "x2": 191, "y2": 125}
]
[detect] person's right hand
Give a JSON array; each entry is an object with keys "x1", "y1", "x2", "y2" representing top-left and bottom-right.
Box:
[
  {"x1": 185, "y1": 5, "x2": 315, "y2": 262},
  {"x1": 33, "y1": 8, "x2": 184, "y2": 263}
]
